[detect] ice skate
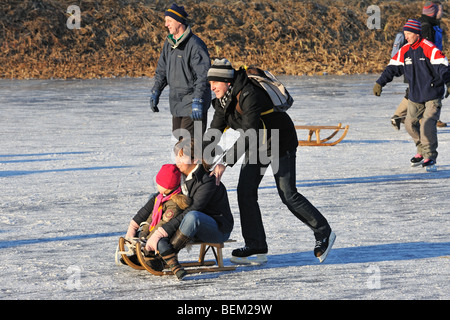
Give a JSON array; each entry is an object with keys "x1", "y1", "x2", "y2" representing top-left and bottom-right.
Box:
[
  {"x1": 390, "y1": 116, "x2": 402, "y2": 130},
  {"x1": 422, "y1": 159, "x2": 437, "y2": 172},
  {"x1": 230, "y1": 246, "x2": 268, "y2": 265},
  {"x1": 410, "y1": 154, "x2": 424, "y2": 167},
  {"x1": 314, "y1": 231, "x2": 336, "y2": 263}
]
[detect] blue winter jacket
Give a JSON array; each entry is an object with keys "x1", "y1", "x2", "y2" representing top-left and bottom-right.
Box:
[{"x1": 377, "y1": 37, "x2": 450, "y2": 103}]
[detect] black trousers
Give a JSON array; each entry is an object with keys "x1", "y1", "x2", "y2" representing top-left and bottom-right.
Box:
[
  {"x1": 236, "y1": 149, "x2": 331, "y2": 249},
  {"x1": 172, "y1": 116, "x2": 207, "y2": 140}
]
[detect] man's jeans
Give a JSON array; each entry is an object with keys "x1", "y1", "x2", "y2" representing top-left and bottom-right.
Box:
[{"x1": 237, "y1": 149, "x2": 331, "y2": 249}]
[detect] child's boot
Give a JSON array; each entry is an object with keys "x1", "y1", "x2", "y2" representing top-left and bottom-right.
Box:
[{"x1": 160, "y1": 250, "x2": 187, "y2": 280}]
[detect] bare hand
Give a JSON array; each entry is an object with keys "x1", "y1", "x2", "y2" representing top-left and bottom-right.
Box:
[{"x1": 210, "y1": 164, "x2": 226, "y2": 185}]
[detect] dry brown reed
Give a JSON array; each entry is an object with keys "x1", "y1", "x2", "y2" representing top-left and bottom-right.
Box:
[{"x1": 1, "y1": 0, "x2": 448, "y2": 79}]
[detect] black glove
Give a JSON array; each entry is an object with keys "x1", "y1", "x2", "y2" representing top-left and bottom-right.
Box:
[
  {"x1": 445, "y1": 83, "x2": 450, "y2": 98},
  {"x1": 373, "y1": 83, "x2": 382, "y2": 96},
  {"x1": 149, "y1": 90, "x2": 160, "y2": 112}
]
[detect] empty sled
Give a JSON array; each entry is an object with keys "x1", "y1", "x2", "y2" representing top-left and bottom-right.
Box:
[{"x1": 295, "y1": 123, "x2": 349, "y2": 146}]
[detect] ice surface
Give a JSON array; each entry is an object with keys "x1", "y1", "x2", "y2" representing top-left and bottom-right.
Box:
[{"x1": 0, "y1": 75, "x2": 449, "y2": 300}]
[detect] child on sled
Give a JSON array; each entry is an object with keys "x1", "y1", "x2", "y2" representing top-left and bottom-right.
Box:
[{"x1": 125, "y1": 164, "x2": 191, "y2": 241}]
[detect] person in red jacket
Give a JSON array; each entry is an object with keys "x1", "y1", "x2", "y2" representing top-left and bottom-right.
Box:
[
  {"x1": 374, "y1": 19, "x2": 450, "y2": 170},
  {"x1": 390, "y1": 1, "x2": 447, "y2": 130}
]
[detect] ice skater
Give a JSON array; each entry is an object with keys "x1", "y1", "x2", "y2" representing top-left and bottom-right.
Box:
[
  {"x1": 374, "y1": 19, "x2": 450, "y2": 171},
  {"x1": 205, "y1": 58, "x2": 335, "y2": 264},
  {"x1": 389, "y1": 1, "x2": 447, "y2": 130}
]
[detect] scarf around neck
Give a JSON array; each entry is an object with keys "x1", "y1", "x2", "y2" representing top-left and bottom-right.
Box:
[
  {"x1": 150, "y1": 186, "x2": 181, "y2": 231},
  {"x1": 219, "y1": 85, "x2": 233, "y2": 109},
  {"x1": 168, "y1": 25, "x2": 191, "y2": 49}
]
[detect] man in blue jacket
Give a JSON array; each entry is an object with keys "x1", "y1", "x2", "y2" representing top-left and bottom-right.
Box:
[
  {"x1": 374, "y1": 19, "x2": 450, "y2": 170},
  {"x1": 149, "y1": 4, "x2": 211, "y2": 139}
]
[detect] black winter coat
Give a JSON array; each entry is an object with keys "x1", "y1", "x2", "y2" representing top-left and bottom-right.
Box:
[
  {"x1": 208, "y1": 68, "x2": 298, "y2": 166},
  {"x1": 419, "y1": 14, "x2": 440, "y2": 44}
]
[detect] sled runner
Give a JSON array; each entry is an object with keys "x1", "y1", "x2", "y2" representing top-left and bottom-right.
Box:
[
  {"x1": 135, "y1": 240, "x2": 237, "y2": 276},
  {"x1": 117, "y1": 237, "x2": 236, "y2": 276},
  {"x1": 295, "y1": 123, "x2": 349, "y2": 146}
]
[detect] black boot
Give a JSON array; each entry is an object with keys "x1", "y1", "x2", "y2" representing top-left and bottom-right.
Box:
[{"x1": 142, "y1": 249, "x2": 164, "y2": 271}]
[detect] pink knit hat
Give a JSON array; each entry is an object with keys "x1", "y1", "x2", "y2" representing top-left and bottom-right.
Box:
[{"x1": 156, "y1": 164, "x2": 181, "y2": 190}]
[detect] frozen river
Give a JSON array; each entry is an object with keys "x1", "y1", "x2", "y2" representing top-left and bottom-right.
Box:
[{"x1": 0, "y1": 75, "x2": 449, "y2": 301}]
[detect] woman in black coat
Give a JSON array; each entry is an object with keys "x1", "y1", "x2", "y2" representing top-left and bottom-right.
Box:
[{"x1": 206, "y1": 59, "x2": 335, "y2": 264}]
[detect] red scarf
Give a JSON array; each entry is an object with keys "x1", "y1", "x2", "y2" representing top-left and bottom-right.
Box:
[{"x1": 150, "y1": 187, "x2": 181, "y2": 231}]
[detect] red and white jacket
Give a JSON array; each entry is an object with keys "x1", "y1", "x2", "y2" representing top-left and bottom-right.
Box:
[{"x1": 377, "y1": 37, "x2": 450, "y2": 103}]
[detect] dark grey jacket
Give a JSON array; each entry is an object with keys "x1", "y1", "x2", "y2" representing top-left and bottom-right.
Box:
[{"x1": 152, "y1": 26, "x2": 211, "y2": 117}]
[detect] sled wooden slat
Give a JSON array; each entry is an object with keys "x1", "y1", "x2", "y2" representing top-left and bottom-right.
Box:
[
  {"x1": 295, "y1": 123, "x2": 349, "y2": 146},
  {"x1": 189, "y1": 239, "x2": 237, "y2": 271},
  {"x1": 133, "y1": 239, "x2": 237, "y2": 276}
]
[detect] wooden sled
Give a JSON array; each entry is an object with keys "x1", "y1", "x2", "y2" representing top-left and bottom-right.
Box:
[
  {"x1": 295, "y1": 123, "x2": 349, "y2": 146},
  {"x1": 121, "y1": 238, "x2": 236, "y2": 276}
]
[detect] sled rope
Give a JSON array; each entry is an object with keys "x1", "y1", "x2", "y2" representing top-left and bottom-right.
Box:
[{"x1": 115, "y1": 238, "x2": 139, "y2": 266}]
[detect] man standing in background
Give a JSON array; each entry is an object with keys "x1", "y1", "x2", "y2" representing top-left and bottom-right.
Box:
[{"x1": 149, "y1": 3, "x2": 211, "y2": 139}]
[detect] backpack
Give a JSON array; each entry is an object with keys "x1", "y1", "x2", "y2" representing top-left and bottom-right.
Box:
[
  {"x1": 244, "y1": 66, "x2": 294, "y2": 113},
  {"x1": 433, "y1": 25, "x2": 443, "y2": 51},
  {"x1": 391, "y1": 32, "x2": 407, "y2": 58}
]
